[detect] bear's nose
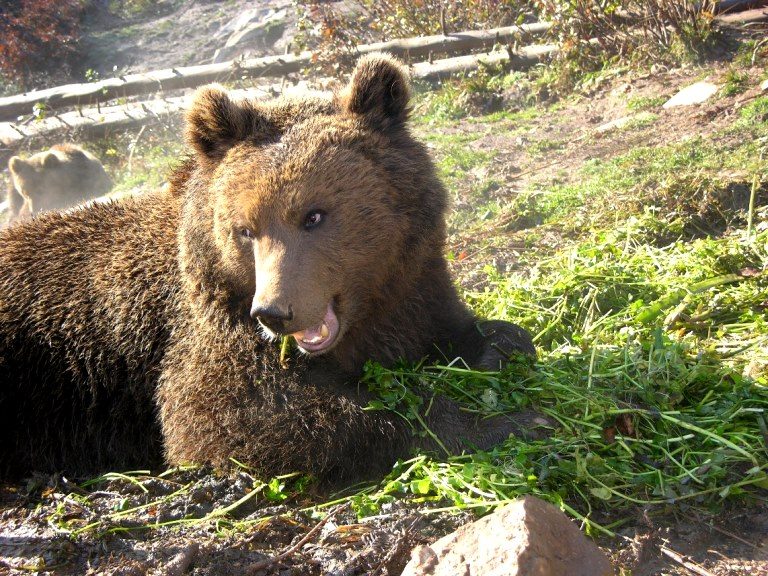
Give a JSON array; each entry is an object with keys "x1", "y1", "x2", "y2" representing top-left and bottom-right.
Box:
[{"x1": 250, "y1": 304, "x2": 293, "y2": 334}]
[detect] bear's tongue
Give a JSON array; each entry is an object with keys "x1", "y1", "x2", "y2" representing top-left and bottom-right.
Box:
[
  {"x1": 291, "y1": 301, "x2": 339, "y2": 353},
  {"x1": 296, "y1": 322, "x2": 329, "y2": 345}
]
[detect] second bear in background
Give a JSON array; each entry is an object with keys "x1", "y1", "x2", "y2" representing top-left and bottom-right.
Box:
[{"x1": 6, "y1": 144, "x2": 112, "y2": 220}]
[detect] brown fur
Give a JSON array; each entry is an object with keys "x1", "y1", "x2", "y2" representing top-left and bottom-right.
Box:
[
  {"x1": 6, "y1": 144, "x2": 112, "y2": 220},
  {"x1": 0, "y1": 54, "x2": 540, "y2": 482}
]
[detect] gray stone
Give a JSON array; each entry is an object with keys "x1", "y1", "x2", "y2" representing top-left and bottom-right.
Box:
[
  {"x1": 212, "y1": 7, "x2": 290, "y2": 63},
  {"x1": 760, "y1": 79, "x2": 768, "y2": 92},
  {"x1": 401, "y1": 496, "x2": 613, "y2": 576},
  {"x1": 596, "y1": 111, "x2": 656, "y2": 134},
  {"x1": 663, "y1": 81, "x2": 719, "y2": 108}
]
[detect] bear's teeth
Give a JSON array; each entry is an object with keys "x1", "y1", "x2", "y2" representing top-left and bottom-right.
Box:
[
  {"x1": 294, "y1": 315, "x2": 334, "y2": 348},
  {"x1": 301, "y1": 322, "x2": 329, "y2": 344}
]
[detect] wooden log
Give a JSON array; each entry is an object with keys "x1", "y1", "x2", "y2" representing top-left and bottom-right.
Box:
[
  {"x1": 360, "y1": 22, "x2": 551, "y2": 61},
  {"x1": 715, "y1": 5, "x2": 768, "y2": 21},
  {"x1": 412, "y1": 44, "x2": 558, "y2": 81},
  {"x1": 713, "y1": 0, "x2": 768, "y2": 14},
  {"x1": 0, "y1": 84, "x2": 296, "y2": 148},
  {"x1": 0, "y1": 23, "x2": 551, "y2": 122},
  {"x1": 0, "y1": 47, "x2": 556, "y2": 148}
]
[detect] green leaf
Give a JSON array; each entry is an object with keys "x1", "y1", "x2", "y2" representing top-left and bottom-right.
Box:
[
  {"x1": 410, "y1": 478, "x2": 433, "y2": 495},
  {"x1": 590, "y1": 487, "x2": 612, "y2": 500}
]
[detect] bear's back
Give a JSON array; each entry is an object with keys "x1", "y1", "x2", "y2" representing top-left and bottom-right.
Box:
[{"x1": 0, "y1": 189, "x2": 181, "y2": 474}]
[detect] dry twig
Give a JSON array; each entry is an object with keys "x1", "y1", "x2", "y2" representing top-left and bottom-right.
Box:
[
  {"x1": 247, "y1": 504, "x2": 347, "y2": 574},
  {"x1": 660, "y1": 544, "x2": 717, "y2": 576}
]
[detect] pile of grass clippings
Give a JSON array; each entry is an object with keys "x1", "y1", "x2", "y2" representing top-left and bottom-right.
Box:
[{"x1": 353, "y1": 214, "x2": 768, "y2": 535}]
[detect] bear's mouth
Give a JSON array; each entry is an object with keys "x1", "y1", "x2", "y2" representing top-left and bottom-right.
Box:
[{"x1": 291, "y1": 301, "x2": 340, "y2": 354}]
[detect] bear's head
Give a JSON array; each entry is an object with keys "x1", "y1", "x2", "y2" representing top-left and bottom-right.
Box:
[
  {"x1": 7, "y1": 145, "x2": 112, "y2": 218},
  {"x1": 178, "y1": 54, "x2": 450, "y2": 365}
]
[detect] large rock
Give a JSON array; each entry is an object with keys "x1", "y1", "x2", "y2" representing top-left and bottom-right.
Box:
[
  {"x1": 401, "y1": 496, "x2": 613, "y2": 576},
  {"x1": 663, "y1": 81, "x2": 719, "y2": 108},
  {"x1": 212, "y1": 6, "x2": 290, "y2": 63}
]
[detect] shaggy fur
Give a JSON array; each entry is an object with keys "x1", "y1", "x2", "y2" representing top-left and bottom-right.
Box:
[
  {"x1": 6, "y1": 144, "x2": 112, "y2": 221},
  {"x1": 0, "y1": 54, "x2": 539, "y2": 482}
]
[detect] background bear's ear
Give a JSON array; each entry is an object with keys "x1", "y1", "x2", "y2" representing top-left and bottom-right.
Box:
[
  {"x1": 340, "y1": 53, "x2": 411, "y2": 131},
  {"x1": 42, "y1": 152, "x2": 60, "y2": 169},
  {"x1": 8, "y1": 156, "x2": 29, "y2": 176},
  {"x1": 185, "y1": 85, "x2": 268, "y2": 164}
]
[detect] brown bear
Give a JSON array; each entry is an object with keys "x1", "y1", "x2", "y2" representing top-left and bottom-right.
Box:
[
  {"x1": 0, "y1": 54, "x2": 542, "y2": 482},
  {"x1": 5, "y1": 144, "x2": 112, "y2": 221}
]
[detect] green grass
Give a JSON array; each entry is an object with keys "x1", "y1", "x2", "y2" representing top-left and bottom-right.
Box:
[
  {"x1": 466, "y1": 106, "x2": 541, "y2": 125},
  {"x1": 528, "y1": 138, "x2": 567, "y2": 157},
  {"x1": 412, "y1": 68, "x2": 542, "y2": 127},
  {"x1": 110, "y1": 141, "x2": 183, "y2": 194},
  {"x1": 739, "y1": 96, "x2": 768, "y2": 125},
  {"x1": 627, "y1": 95, "x2": 666, "y2": 112},
  {"x1": 490, "y1": 125, "x2": 768, "y2": 236},
  {"x1": 88, "y1": 124, "x2": 184, "y2": 195},
  {"x1": 423, "y1": 134, "x2": 493, "y2": 186},
  {"x1": 621, "y1": 112, "x2": 658, "y2": 131},
  {"x1": 721, "y1": 70, "x2": 749, "y2": 97},
  {"x1": 734, "y1": 39, "x2": 767, "y2": 68},
  {"x1": 413, "y1": 82, "x2": 473, "y2": 123}
]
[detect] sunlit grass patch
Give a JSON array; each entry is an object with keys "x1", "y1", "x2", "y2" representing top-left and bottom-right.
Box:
[
  {"x1": 491, "y1": 129, "x2": 767, "y2": 236},
  {"x1": 88, "y1": 123, "x2": 184, "y2": 195},
  {"x1": 627, "y1": 95, "x2": 666, "y2": 112},
  {"x1": 720, "y1": 69, "x2": 749, "y2": 97},
  {"x1": 739, "y1": 96, "x2": 768, "y2": 125}
]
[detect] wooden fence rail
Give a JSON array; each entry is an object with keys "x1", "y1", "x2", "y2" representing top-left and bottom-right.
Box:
[
  {"x1": 0, "y1": 22, "x2": 551, "y2": 122},
  {"x1": 0, "y1": 45, "x2": 557, "y2": 148}
]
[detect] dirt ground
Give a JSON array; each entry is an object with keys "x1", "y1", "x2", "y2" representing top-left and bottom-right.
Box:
[
  {"x1": 78, "y1": 0, "x2": 293, "y2": 77},
  {"x1": 442, "y1": 47, "x2": 768, "y2": 290},
  {"x1": 1, "y1": 470, "x2": 766, "y2": 575},
  {"x1": 1, "y1": 2, "x2": 768, "y2": 575}
]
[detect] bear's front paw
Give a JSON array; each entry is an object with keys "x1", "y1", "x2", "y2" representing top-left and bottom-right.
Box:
[
  {"x1": 470, "y1": 409, "x2": 554, "y2": 450},
  {"x1": 423, "y1": 397, "x2": 554, "y2": 454},
  {"x1": 474, "y1": 320, "x2": 536, "y2": 371}
]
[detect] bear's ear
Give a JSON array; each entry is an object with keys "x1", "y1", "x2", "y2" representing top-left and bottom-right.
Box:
[
  {"x1": 8, "y1": 156, "x2": 29, "y2": 176},
  {"x1": 42, "y1": 152, "x2": 60, "y2": 169},
  {"x1": 340, "y1": 53, "x2": 410, "y2": 131},
  {"x1": 185, "y1": 85, "x2": 269, "y2": 164}
]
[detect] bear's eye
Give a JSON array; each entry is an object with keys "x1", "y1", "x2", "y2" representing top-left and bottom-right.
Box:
[
  {"x1": 240, "y1": 227, "x2": 254, "y2": 239},
  {"x1": 303, "y1": 210, "x2": 325, "y2": 231}
]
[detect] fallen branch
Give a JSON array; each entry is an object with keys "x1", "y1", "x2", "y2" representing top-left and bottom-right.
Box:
[
  {"x1": 660, "y1": 544, "x2": 717, "y2": 576},
  {"x1": 412, "y1": 44, "x2": 557, "y2": 81},
  {"x1": 247, "y1": 504, "x2": 347, "y2": 574},
  {"x1": 713, "y1": 0, "x2": 768, "y2": 13},
  {"x1": 715, "y1": 5, "x2": 768, "y2": 22}
]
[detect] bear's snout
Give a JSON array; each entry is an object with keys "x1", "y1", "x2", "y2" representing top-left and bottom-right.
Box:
[{"x1": 250, "y1": 303, "x2": 293, "y2": 334}]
